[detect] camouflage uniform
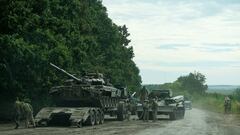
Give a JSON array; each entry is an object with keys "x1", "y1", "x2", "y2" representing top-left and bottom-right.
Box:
[
  {"x1": 14, "y1": 100, "x2": 35, "y2": 129},
  {"x1": 142, "y1": 100, "x2": 149, "y2": 122},
  {"x1": 126, "y1": 101, "x2": 131, "y2": 121},
  {"x1": 139, "y1": 86, "x2": 149, "y2": 102},
  {"x1": 151, "y1": 99, "x2": 158, "y2": 122},
  {"x1": 14, "y1": 100, "x2": 22, "y2": 129},
  {"x1": 224, "y1": 96, "x2": 231, "y2": 114}
]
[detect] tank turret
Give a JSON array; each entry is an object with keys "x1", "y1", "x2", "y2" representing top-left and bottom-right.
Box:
[{"x1": 49, "y1": 63, "x2": 124, "y2": 108}]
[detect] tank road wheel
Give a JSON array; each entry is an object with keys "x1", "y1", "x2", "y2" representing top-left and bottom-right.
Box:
[
  {"x1": 99, "y1": 111, "x2": 104, "y2": 124},
  {"x1": 95, "y1": 111, "x2": 100, "y2": 125},
  {"x1": 117, "y1": 103, "x2": 126, "y2": 121},
  {"x1": 86, "y1": 110, "x2": 95, "y2": 126}
]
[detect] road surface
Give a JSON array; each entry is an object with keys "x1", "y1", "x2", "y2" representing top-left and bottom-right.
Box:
[{"x1": 0, "y1": 108, "x2": 240, "y2": 135}]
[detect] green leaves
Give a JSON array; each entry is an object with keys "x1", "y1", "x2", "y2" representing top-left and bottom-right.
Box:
[
  {"x1": 176, "y1": 72, "x2": 208, "y2": 94},
  {"x1": 0, "y1": 0, "x2": 141, "y2": 107}
]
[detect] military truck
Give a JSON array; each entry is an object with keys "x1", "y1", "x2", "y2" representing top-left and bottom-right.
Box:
[
  {"x1": 35, "y1": 63, "x2": 128, "y2": 127},
  {"x1": 137, "y1": 89, "x2": 185, "y2": 120}
]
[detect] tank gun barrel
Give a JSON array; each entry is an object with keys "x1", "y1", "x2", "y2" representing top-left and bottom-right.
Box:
[
  {"x1": 50, "y1": 63, "x2": 81, "y2": 81},
  {"x1": 131, "y1": 92, "x2": 136, "y2": 98}
]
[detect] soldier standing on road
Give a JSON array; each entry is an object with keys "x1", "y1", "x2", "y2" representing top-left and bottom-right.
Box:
[
  {"x1": 126, "y1": 99, "x2": 131, "y2": 121},
  {"x1": 151, "y1": 98, "x2": 158, "y2": 122},
  {"x1": 24, "y1": 101, "x2": 35, "y2": 128},
  {"x1": 224, "y1": 96, "x2": 231, "y2": 114},
  {"x1": 14, "y1": 97, "x2": 22, "y2": 129},
  {"x1": 14, "y1": 98, "x2": 35, "y2": 129},
  {"x1": 142, "y1": 100, "x2": 149, "y2": 122}
]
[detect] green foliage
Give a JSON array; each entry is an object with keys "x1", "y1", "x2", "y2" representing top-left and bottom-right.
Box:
[
  {"x1": 0, "y1": 0, "x2": 141, "y2": 113},
  {"x1": 145, "y1": 72, "x2": 207, "y2": 100},
  {"x1": 193, "y1": 93, "x2": 225, "y2": 113},
  {"x1": 176, "y1": 71, "x2": 208, "y2": 94},
  {"x1": 233, "y1": 88, "x2": 240, "y2": 101}
]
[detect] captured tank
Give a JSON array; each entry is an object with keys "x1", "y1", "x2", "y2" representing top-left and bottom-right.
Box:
[
  {"x1": 49, "y1": 63, "x2": 125, "y2": 108},
  {"x1": 137, "y1": 89, "x2": 185, "y2": 120},
  {"x1": 35, "y1": 63, "x2": 128, "y2": 127}
]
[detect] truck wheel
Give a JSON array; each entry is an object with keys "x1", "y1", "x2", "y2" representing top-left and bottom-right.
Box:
[
  {"x1": 99, "y1": 111, "x2": 104, "y2": 124},
  {"x1": 180, "y1": 108, "x2": 185, "y2": 119},
  {"x1": 86, "y1": 110, "x2": 95, "y2": 126},
  {"x1": 117, "y1": 111, "x2": 124, "y2": 121},
  {"x1": 149, "y1": 112, "x2": 153, "y2": 120},
  {"x1": 170, "y1": 110, "x2": 176, "y2": 120},
  {"x1": 137, "y1": 111, "x2": 143, "y2": 120},
  {"x1": 95, "y1": 111, "x2": 100, "y2": 125},
  {"x1": 117, "y1": 103, "x2": 126, "y2": 121}
]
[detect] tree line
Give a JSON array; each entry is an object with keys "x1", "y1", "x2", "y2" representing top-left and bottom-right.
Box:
[
  {"x1": 0, "y1": 0, "x2": 142, "y2": 113},
  {"x1": 146, "y1": 71, "x2": 208, "y2": 98}
]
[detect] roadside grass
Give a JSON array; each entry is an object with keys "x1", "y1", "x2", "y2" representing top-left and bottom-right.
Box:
[{"x1": 192, "y1": 93, "x2": 240, "y2": 114}]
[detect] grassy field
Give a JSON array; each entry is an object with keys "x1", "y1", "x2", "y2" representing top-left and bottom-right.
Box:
[{"x1": 192, "y1": 93, "x2": 240, "y2": 113}]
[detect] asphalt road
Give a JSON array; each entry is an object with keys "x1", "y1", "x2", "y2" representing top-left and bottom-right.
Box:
[{"x1": 0, "y1": 108, "x2": 240, "y2": 135}]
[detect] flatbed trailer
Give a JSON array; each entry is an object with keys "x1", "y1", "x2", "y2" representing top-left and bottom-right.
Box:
[
  {"x1": 35, "y1": 107, "x2": 103, "y2": 127},
  {"x1": 35, "y1": 101, "x2": 127, "y2": 127}
]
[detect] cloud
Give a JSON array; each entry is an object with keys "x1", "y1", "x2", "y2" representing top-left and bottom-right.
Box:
[
  {"x1": 156, "y1": 44, "x2": 189, "y2": 50},
  {"x1": 103, "y1": 0, "x2": 240, "y2": 85},
  {"x1": 193, "y1": 43, "x2": 240, "y2": 52}
]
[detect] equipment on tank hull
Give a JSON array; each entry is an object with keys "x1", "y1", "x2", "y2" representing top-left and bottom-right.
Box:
[
  {"x1": 35, "y1": 63, "x2": 128, "y2": 127},
  {"x1": 137, "y1": 89, "x2": 185, "y2": 120}
]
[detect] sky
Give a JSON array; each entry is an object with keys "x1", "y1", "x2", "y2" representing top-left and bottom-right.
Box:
[{"x1": 102, "y1": 0, "x2": 240, "y2": 85}]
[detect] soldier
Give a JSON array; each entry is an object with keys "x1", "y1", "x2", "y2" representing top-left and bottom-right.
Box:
[
  {"x1": 224, "y1": 96, "x2": 231, "y2": 114},
  {"x1": 142, "y1": 100, "x2": 149, "y2": 122},
  {"x1": 14, "y1": 98, "x2": 22, "y2": 129},
  {"x1": 139, "y1": 86, "x2": 149, "y2": 102},
  {"x1": 151, "y1": 98, "x2": 158, "y2": 122},
  {"x1": 14, "y1": 98, "x2": 35, "y2": 129},
  {"x1": 23, "y1": 101, "x2": 35, "y2": 128},
  {"x1": 126, "y1": 99, "x2": 131, "y2": 121}
]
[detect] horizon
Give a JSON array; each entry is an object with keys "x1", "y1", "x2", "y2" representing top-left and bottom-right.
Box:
[
  {"x1": 103, "y1": 0, "x2": 240, "y2": 85},
  {"x1": 143, "y1": 83, "x2": 240, "y2": 86}
]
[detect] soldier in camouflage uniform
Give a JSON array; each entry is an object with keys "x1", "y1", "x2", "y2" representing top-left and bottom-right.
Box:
[
  {"x1": 151, "y1": 98, "x2": 158, "y2": 122},
  {"x1": 142, "y1": 100, "x2": 149, "y2": 122},
  {"x1": 139, "y1": 86, "x2": 149, "y2": 103},
  {"x1": 224, "y1": 96, "x2": 231, "y2": 114},
  {"x1": 14, "y1": 98, "x2": 21, "y2": 129},
  {"x1": 126, "y1": 99, "x2": 131, "y2": 121},
  {"x1": 14, "y1": 98, "x2": 35, "y2": 129}
]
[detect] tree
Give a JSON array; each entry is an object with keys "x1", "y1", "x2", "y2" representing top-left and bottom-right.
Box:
[
  {"x1": 0, "y1": 0, "x2": 142, "y2": 117},
  {"x1": 176, "y1": 71, "x2": 208, "y2": 94}
]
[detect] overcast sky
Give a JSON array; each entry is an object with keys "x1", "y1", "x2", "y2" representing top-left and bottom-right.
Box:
[{"x1": 102, "y1": 0, "x2": 240, "y2": 85}]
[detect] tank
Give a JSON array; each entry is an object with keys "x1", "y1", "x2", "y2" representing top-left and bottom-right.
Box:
[
  {"x1": 137, "y1": 89, "x2": 185, "y2": 120},
  {"x1": 35, "y1": 63, "x2": 128, "y2": 127},
  {"x1": 49, "y1": 63, "x2": 127, "y2": 108}
]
